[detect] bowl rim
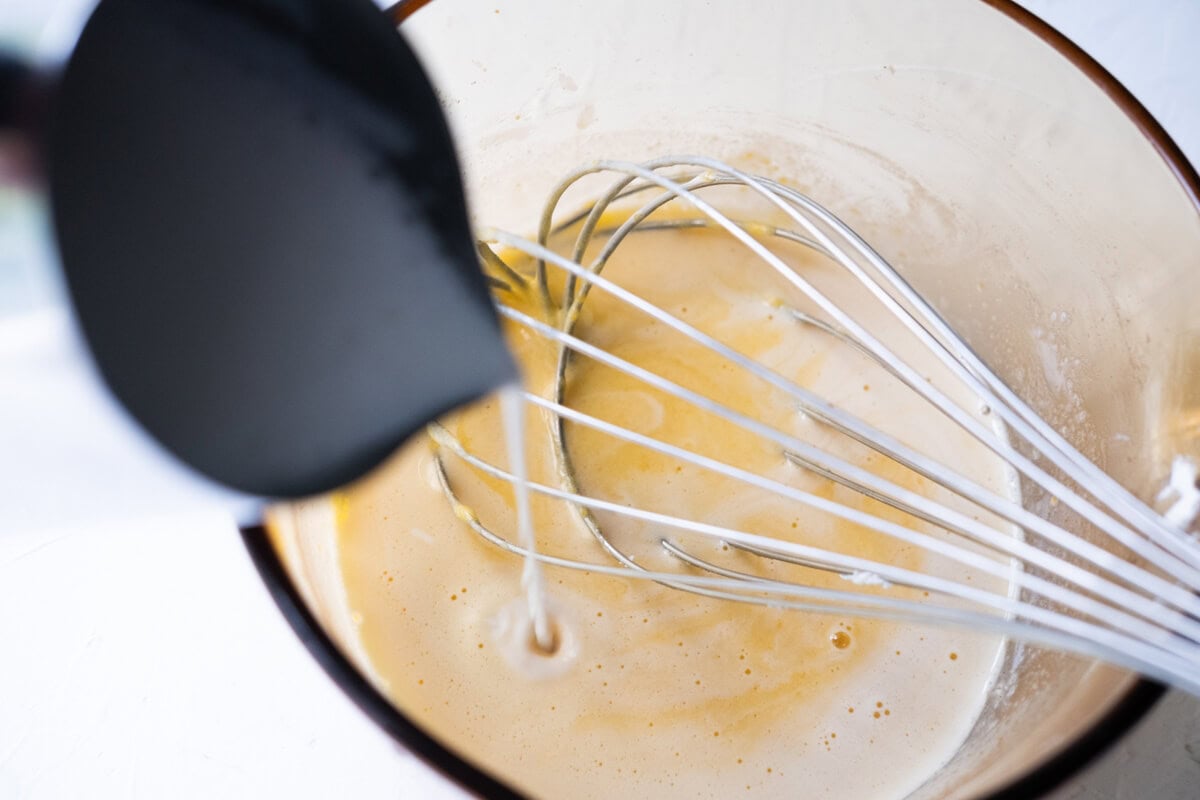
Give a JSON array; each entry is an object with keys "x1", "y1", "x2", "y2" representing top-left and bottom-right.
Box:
[{"x1": 245, "y1": 0, "x2": 1197, "y2": 795}]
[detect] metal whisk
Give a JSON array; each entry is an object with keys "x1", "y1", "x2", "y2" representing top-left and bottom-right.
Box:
[{"x1": 428, "y1": 155, "x2": 1200, "y2": 694}]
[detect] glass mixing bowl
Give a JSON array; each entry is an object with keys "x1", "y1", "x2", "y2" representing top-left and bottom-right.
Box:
[{"x1": 244, "y1": 0, "x2": 1200, "y2": 797}]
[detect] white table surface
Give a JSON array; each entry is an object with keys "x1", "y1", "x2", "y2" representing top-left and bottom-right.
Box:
[{"x1": 1, "y1": 1, "x2": 1199, "y2": 798}]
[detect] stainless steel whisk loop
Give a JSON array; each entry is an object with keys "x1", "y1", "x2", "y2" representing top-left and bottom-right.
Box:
[{"x1": 429, "y1": 156, "x2": 1200, "y2": 694}]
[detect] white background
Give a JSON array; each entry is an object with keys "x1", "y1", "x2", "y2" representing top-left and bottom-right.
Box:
[{"x1": 1, "y1": 1, "x2": 1198, "y2": 798}]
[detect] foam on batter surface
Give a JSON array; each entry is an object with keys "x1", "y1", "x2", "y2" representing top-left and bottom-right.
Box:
[{"x1": 333, "y1": 222, "x2": 1015, "y2": 799}]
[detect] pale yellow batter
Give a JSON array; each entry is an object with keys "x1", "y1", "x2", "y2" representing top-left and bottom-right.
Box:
[{"x1": 327, "y1": 221, "x2": 1014, "y2": 798}]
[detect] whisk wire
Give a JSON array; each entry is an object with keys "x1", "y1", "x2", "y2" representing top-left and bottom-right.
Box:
[
  {"x1": 489, "y1": 225, "x2": 1200, "y2": 622},
  {"x1": 572, "y1": 158, "x2": 1200, "y2": 585},
  {"x1": 755, "y1": 170, "x2": 1200, "y2": 570},
  {"x1": 533, "y1": 160, "x2": 1200, "y2": 596},
  {"x1": 429, "y1": 419, "x2": 1200, "y2": 694},
  {"x1": 496, "y1": 300, "x2": 1200, "y2": 647},
  {"x1": 437, "y1": 157, "x2": 1200, "y2": 696}
]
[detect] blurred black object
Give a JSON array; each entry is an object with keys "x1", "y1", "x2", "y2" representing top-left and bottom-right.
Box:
[
  {"x1": 5, "y1": 0, "x2": 514, "y2": 499},
  {"x1": 0, "y1": 54, "x2": 32, "y2": 127},
  {"x1": 0, "y1": 54, "x2": 50, "y2": 183}
]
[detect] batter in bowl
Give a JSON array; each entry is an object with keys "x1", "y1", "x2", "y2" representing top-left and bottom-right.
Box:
[{"x1": 308, "y1": 220, "x2": 1017, "y2": 798}]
